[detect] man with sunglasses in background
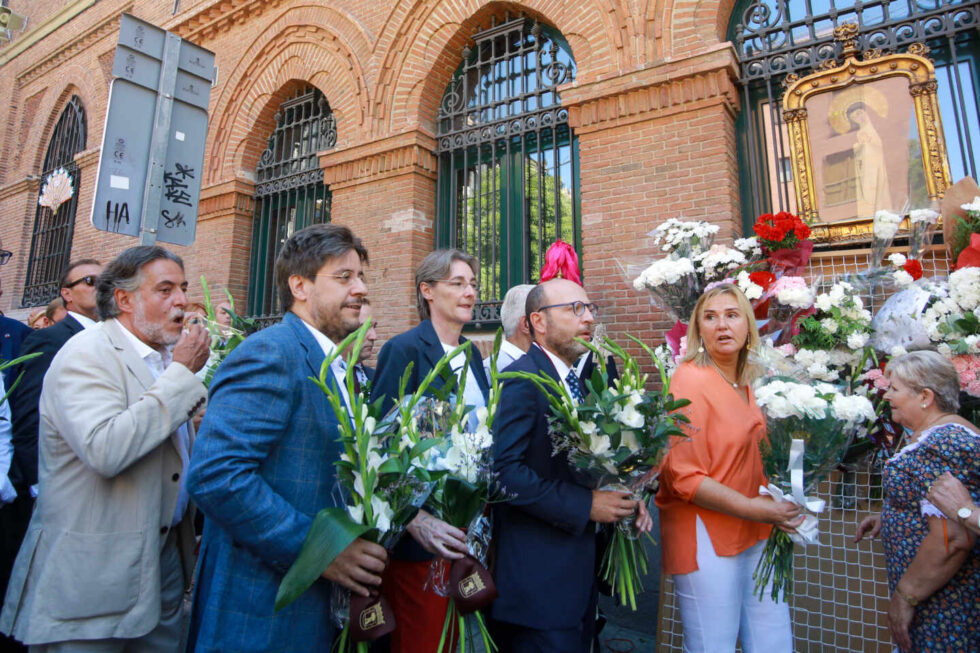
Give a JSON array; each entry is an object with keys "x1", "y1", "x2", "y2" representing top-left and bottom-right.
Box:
[{"x1": 0, "y1": 259, "x2": 102, "y2": 652}]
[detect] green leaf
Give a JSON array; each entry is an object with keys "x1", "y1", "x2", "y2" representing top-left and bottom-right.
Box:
[{"x1": 275, "y1": 508, "x2": 370, "y2": 612}]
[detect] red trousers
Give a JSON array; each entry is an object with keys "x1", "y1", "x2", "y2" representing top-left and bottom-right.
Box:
[{"x1": 382, "y1": 559, "x2": 458, "y2": 652}]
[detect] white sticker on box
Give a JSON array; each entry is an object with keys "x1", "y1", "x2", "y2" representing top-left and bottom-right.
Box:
[
  {"x1": 175, "y1": 131, "x2": 186, "y2": 141},
  {"x1": 110, "y1": 175, "x2": 130, "y2": 190}
]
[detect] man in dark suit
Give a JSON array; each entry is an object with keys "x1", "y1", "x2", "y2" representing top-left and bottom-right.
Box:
[
  {"x1": 353, "y1": 299, "x2": 378, "y2": 391},
  {"x1": 490, "y1": 278, "x2": 642, "y2": 652},
  {"x1": 0, "y1": 259, "x2": 101, "y2": 650},
  {"x1": 186, "y1": 224, "x2": 386, "y2": 652}
]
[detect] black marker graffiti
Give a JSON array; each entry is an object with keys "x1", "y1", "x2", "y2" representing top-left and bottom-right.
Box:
[
  {"x1": 106, "y1": 201, "x2": 130, "y2": 232},
  {"x1": 161, "y1": 209, "x2": 186, "y2": 229},
  {"x1": 163, "y1": 163, "x2": 194, "y2": 207}
]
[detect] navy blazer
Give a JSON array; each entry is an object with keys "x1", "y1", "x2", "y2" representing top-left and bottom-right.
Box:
[
  {"x1": 0, "y1": 315, "x2": 30, "y2": 388},
  {"x1": 371, "y1": 319, "x2": 490, "y2": 415},
  {"x1": 491, "y1": 345, "x2": 595, "y2": 630},
  {"x1": 371, "y1": 319, "x2": 490, "y2": 561},
  {"x1": 186, "y1": 311, "x2": 345, "y2": 652},
  {"x1": 7, "y1": 315, "x2": 84, "y2": 488}
]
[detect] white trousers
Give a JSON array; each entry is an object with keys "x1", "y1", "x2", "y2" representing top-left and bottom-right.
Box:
[{"x1": 672, "y1": 516, "x2": 794, "y2": 653}]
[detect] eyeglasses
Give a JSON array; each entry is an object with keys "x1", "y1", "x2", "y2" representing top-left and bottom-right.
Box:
[
  {"x1": 537, "y1": 300, "x2": 599, "y2": 318},
  {"x1": 436, "y1": 279, "x2": 480, "y2": 293},
  {"x1": 0, "y1": 249, "x2": 11, "y2": 265},
  {"x1": 316, "y1": 270, "x2": 366, "y2": 285},
  {"x1": 65, "y1": 275, "x2": 98, "y2": 289}
]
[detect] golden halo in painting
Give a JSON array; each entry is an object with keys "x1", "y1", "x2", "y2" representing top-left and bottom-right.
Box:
[{"x1": 827, "y1": 85, "x2": 890, "y2": 135}]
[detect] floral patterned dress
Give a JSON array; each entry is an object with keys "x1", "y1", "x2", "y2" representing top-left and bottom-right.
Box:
[{"x1": 881, "y1": 423, "x2": 980, "y2": 651}]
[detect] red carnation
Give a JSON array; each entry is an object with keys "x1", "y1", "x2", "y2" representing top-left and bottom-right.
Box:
[
  {"x1": 903, "y1": 259, "x2": 923, "y2": 280},
  {"x1": 749, "y1": 270, "x2": 776, "y2": 291}
]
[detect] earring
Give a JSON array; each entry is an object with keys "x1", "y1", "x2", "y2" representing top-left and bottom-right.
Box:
[
  {"x1": 697, "y1": 339, "x2": 705, "y2": 354},
  {"x1": 921, "y1": 404, "x2": 927, "y2": 409}
]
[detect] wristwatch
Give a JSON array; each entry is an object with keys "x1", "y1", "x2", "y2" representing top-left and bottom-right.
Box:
[{"x1": 957, "y1": 505, "x2": 979, "y2": 528}]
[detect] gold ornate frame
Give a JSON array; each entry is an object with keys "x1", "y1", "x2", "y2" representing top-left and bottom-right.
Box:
[{"x1": 782, "y1": 23, "x2": 952, "y2": 244}]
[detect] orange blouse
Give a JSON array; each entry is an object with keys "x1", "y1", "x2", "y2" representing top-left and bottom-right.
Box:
[{"x1": 655, "y1": 361, "x2": 772, "y2": 575}]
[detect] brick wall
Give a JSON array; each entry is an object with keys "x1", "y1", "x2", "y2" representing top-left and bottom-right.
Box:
[{"x1": 0, "y1": 0, "x2": 743, "y2": 345}]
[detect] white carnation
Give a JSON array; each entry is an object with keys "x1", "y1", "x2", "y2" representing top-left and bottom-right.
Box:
[
  {"x1": 962, "y1": 196, "x2": 980, "y2": 213},
  {"x1": 888, "y1": 253, "x2": 907, "y2": 267},
  {"x1": 831, "y1": 394, "x2": 876, "y2": 425},
  {"x1": 846, "y1": 333, "x2": 869, "y2": 349},
  {"x1": 909, "y1": 209, "x2": 939, "y2": 224},
  {"x1": 633, "y1": 257, "x2": 696, "y2": 289},
  {"x1": 820, "y1": 318, "x2": 838, "y2": 334},
  {"x1": 873, "y1": 210, "x2": 901, "y2": 239},
  {"x1": 893, "y1": 270, "x2": 914, "y2": 288}
]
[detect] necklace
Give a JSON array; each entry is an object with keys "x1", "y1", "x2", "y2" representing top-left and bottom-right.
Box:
[
  {"x1": 710, "y1": 360, "x2": 739, "y2": 388},
  {"x1": 919, "y1": 412, "x2": 953, "y2": 434}
]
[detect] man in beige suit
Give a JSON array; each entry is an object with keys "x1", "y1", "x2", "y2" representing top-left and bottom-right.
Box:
[{"x1": 0, "y1": 246, "x2": 210, "y2": 652}]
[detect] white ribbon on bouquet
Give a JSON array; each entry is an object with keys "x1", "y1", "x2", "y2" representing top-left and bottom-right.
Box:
[{"x1": 759, "y1": 438, "x2": 825, "y2": 545}]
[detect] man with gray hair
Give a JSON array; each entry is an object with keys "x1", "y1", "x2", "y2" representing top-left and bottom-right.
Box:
[
  {"x1": 0, "y1": 246, "x2": 210, "y2": 652},
  {"x1": 485, "y1": 283, "x2": 534, "y2": 375}
]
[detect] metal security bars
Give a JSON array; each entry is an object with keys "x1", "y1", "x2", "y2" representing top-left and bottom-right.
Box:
[
  {"x1": 730, "y1": 0, "x2": 980, "y2": 227},
  {"x1": 247, "y1": 87, "x2": 335, "y2": 323},
  {"x1": 436, "y1": 18, "x2": 580, "y2": 328},
  {"x1": 22, "y1": 96, "x2": 86, "y2": 307}
]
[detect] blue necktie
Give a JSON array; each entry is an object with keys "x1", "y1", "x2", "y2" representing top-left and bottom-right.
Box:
[{"x1": 565, "y1": 369, "x2": 584, "y2": 403}]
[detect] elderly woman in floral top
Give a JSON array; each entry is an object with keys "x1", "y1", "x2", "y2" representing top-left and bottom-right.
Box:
[{"x1": 855, "y1": 350, "x2": 979, "y2": 652}]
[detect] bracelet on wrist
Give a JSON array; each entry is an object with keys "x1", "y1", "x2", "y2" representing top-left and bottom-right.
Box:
[{"x1": 896, "y1": 588, "x2": 919, "y2": 607}]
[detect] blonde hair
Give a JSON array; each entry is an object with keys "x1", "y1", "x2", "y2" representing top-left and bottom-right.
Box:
[{"x1": 681, "y1": 283, "x2": 760, "y2": 385}]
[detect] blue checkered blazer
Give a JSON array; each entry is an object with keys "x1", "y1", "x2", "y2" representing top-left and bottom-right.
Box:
[{"x1": 186, "y1": 311, "x2": 345, "y2": 652}]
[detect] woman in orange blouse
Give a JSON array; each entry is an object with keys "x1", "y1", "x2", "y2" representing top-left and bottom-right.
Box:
[{"x1": 656, "y1": 284, "x2": 802, "y2": 653}]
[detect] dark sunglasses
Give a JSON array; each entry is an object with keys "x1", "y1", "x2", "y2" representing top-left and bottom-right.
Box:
[
  {"x1": 65, "y1": 275, "x2": 97, "y2": 289},
  {"x1": 0, "y1": 249, "x2": 11, "y2": 265}
]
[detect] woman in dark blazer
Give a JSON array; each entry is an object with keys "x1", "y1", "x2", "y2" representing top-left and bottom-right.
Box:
[{"x1": 370, "y1": 248, "x2": 490, "y2": 653}]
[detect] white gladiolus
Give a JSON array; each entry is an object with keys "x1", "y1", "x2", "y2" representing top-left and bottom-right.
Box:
[
  {"x1": 347, "y1": 502, "x2": 364, "y2": 524},
  {"x1": 588, "y1": 434, "x2": 612, "y2": 456},
  {"x1": 372, "y1": 495, "x2": 394, "y2": 533}
]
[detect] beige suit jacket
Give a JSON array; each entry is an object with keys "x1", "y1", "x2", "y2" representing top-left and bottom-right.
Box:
[{"x1": 0, "y1": 319, "x2": 207, "y2": 645}]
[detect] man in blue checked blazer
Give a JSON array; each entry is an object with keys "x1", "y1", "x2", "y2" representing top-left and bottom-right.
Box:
[{"x1": 186, "y1": 225, "x2": 387, "y2": 652}]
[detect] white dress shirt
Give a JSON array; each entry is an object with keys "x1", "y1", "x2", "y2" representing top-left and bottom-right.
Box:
[
  {"x1": 483, "y1": 338, "x2": 526, "y2": 376},
  {"x1": 443, "y1": 342, "x2": 487, "y2": 412},
  {"x1": 67, "y1": 311, "x2": 99, "y2": 330},
  {"x1": 300, "y1": 319, "x2": 353, "y2": 414},
  {"x1": 535, "y1": 343, "x2": 580, "y2": 403},
  {"x1": 116, "y1": 324, "x2": 192, "y2": 527}
]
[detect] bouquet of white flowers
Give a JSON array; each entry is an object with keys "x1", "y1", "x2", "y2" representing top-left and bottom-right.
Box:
[
  {"x1": 197, "y1": 276, "x2": 258, "y2": 387},
  {"x1": 751, "y1": 367, "x2": 875, "y2": 601},
  {"x1": 502, "y1": 336, "x2": 690, "y2": 610},
  {"x1": 908, "y1": 208, "x2": 939, "y2": 260},
  {"x1": 791, "y1": 281, "x2": 874, "y2": 384},
  {"x1": 275, "y1": 323, "x2": 472, "y2": 651},
  {"x1": 649, "y1": 218, "x2": 719, "y2": 258},
  {"x1": 872, "y1": 210, "x2": 903, "y2": 265}
]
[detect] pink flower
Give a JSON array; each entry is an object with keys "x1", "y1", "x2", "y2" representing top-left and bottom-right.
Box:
[
  {"x1": 775, "y1": 343, "x2": 797, "y2": 356},
  {"x1": 951, "y1": 355, "x2": 980, "y2": 396},
  {"x1": 860, "y1": 368, "x2": 890, "y2": 390}
]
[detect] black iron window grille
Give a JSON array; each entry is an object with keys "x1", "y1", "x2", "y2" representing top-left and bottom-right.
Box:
[
  {"x1": 22, "y1": 96, "x2": 86, "y2": 307},
  {"x1": 436, "y1": 17, "x2": 580, "y2": 329},
  {"x1": 247, "y1": 87, "x2": 335, "y2": 324},
  {"x1": 730, "y1": 0, "x2": 980, "y2": 226}
]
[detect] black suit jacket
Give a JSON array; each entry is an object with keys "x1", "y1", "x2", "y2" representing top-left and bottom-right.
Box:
[
  {"x1": 491, "y1": 345, "x2": 596, "y2": 630},
  {"x1": 7, "y1": 314, "x2": 84, "y2": 487},
  {"x1": 371, "y1": 319, "x2": 490, "y2": 560}
]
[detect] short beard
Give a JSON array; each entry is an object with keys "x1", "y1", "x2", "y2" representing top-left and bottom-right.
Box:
[{"x1": 133, "y1": 296, "x2": 181, "y2": 348}]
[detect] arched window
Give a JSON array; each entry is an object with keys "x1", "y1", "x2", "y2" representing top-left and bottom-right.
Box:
[
  {"x1": 247, "y1": 87, "x2": 335, "y2": 322},
  {"x1": 730, "y1": 0, "x2": 979, "y2": 225},
  {"x1": 435, "y1": 17, "x2": 579, "y2": 328},
  {"x1": 22, "y1": 96, "x2": 86, "y2": 307}
]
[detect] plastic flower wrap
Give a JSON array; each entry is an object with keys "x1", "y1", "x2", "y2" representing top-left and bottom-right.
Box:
[
  {"x1": 420, "y1": 333, "x2": 509, "y2": 653},
  {"x1": 752, "y1": 211, "x2": 814, "y2": 275},
  {"x1": 792, "y1": 281, "x2": 874, "y2": 384},
  {"x1": 763, "y1": 276, "x2": 815, "y2": 344},
  {"x1": 908, "y1": 207, "x2": 940, "y2": 260},
  {"x1": 275, "y1": 324, "x2": 471, "y2": 651},
  {"x1": 632, "y1": 256, "x2": 699, "y2": 322},
  {"x1": 198, "y1": 276, "x2": 259, "y2": 387},
  {"x1": 501, "y1": 336, "x2": 690, "y2": 610},
  {"x1": 750, "y1": 349, "x2": 876, "y2": 601},
  {"x1": 885, "y1": 253, "x2": 923, "y2": 289},
  {"x1": 872, "y1": 210, "x2": 902, "y2": 265}
]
